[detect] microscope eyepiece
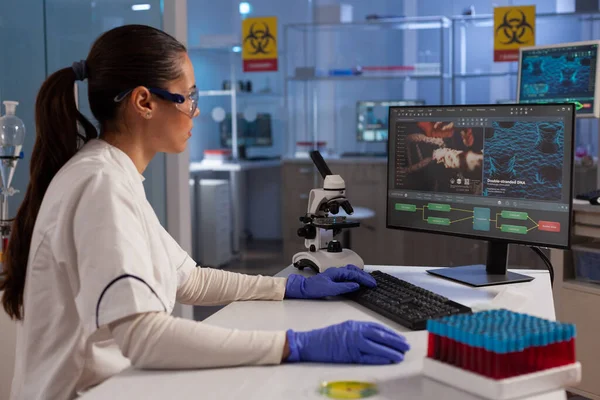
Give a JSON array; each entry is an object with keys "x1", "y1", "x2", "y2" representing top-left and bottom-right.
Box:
[{"x1": 310, "y1": 150, "x2": 333, "y2": 179}]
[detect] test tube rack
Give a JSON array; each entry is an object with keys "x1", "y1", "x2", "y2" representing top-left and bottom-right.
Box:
[{"x1": 423, "y1": 309, "x2": 582, "y2": 400}]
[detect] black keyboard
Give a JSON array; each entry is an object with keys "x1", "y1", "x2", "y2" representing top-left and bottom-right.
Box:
[
  {"x1": 346, "y1": 270, "x2": 472, "y2": 330},
  {"x1": 576, "y1": 189, "x2": 600, "y2": 201}
]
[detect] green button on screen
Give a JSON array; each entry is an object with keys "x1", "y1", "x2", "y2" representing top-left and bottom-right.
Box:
[
  {"x1": 395, "y1": 203, "x2": 417, "y2": 212},
  {"x1": 500, "y1": 224, "x2": 527, "y2": 234},
  {"x1": 501, "y1": 211, "x2": 529, "y2": 221}
]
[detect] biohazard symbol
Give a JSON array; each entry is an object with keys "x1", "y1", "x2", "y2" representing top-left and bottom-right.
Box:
[
  {"x1": 243, "y1": 23, "x2": 276, "y2": 55},
  {"x1": 496, "y1": 9, "x2": 534, "y2": 45}
]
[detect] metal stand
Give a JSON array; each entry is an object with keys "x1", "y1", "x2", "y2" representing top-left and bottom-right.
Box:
[
  {"x1": 427, "y1": 241, "x2": 534, "y2": 287},
  {"x1": 0, "y1": 193, "x2": 13, "y2": 274},
  {"x1": 229, "y1": 169, "x2": 246, "y2": 254},
  {"x1": 0, "y1": 155, "x2": 21, "y2": 273}
]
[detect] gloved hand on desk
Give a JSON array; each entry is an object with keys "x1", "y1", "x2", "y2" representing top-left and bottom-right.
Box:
[
  {"x1": 283, "y1": 266, "x2": 409, "y2": 365},
  {"x1": 285, "y1": 321, "x2": 410, "y2": 365},
  {"x1": 284, "y1": 265, "x2": 376, "y2": 299}
]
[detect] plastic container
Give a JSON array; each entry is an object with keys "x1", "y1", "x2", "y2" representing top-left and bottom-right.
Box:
[
  {"x1": 295, "y1": 141, "x2": 327, "y2": 158},
  {"x1": 423, "y1": 358, "x2": 581, "y2": 400},
  {"x1": 317, "y1": 372, "x2": 380, "y2": 399},
  {"x1": 572, "y1": 242, "x2": 600, "y2": 284},
  {"x1": 203, "y1": 149, "x2": 232, "y2": 162},
  {"x1": 427, "y1": 310, "x2": 577, "y2": 380},
  {"x1": 424, "y1": 309, "x2": 581, "y2": 399}
]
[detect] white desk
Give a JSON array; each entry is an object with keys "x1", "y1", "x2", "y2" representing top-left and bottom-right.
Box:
[
  {"x1": 81, "y1": 266, "x2": 565, "y2": 400},
  {"x1": 189, "y1": 160, "x2": 282, "y2": 253}
]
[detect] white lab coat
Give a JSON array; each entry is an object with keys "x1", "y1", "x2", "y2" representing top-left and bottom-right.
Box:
[{"x1": 10, "y1": 139, "x2": 197, "y2": 399}]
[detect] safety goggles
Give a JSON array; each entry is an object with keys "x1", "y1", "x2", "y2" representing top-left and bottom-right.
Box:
[{"x1": 114, "y1": 87, "x2": 198, "y2": 118}]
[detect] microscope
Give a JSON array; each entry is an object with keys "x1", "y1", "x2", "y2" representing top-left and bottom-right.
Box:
[{"x1": 292, "y1": 151, "x2": 364, "y2": 273}]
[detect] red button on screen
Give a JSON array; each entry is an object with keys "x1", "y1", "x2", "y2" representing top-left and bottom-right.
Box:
[{"x1": 538, "y1": 221, "x2": 561, "y2": 233}]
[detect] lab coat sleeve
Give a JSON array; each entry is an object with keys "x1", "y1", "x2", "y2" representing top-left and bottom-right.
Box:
[
  {"x1": 109, "y1": 312, "x2": 286, "y2": 369},
  {"x1": 73, "y1": 172, "x2": 166, "y2": 331},
  {"x1": 176, "y1": 267, "x2": 287, "y2": 306}
]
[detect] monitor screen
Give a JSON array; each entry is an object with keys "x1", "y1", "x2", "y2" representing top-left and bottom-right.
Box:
[
  {"x1": 220, "y1": 113, "x2": 273, "y2": 147},
  {"x1": 387, "y1": 104, "x2": 574, "y2": 249},
  {"x1": 518, "y1": 41, "x2": 600, "y2": 117},
  {"x1": 357, "y1": 100, "x2": 425, "y2": 142}
]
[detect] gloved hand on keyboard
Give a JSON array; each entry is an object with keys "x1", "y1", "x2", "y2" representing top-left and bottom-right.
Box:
[
  {"x1": 285, "y1": 320, "x2": 410, "y2": 364},
  {"x1": 285, "y1": 265, "x2": 376, "y2": 299}
]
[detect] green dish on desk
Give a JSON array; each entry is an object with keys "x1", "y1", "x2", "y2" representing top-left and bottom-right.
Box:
[{"x1": 319, "y1": 380, "x2": 378, "y2": 399}]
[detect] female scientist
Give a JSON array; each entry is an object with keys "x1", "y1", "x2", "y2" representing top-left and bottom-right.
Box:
[{"x1": 0, "y1": 25, "x2": 409, "y2": 399}]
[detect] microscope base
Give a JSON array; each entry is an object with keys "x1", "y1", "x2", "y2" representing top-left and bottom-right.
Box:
[{"x1": 292, "y1": 249, "x2": 364, "y2": 274}]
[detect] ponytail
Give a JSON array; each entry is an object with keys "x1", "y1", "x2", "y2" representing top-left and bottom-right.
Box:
[{"x1": 1, "y1": 67, "x2": 97, "y2": 319}]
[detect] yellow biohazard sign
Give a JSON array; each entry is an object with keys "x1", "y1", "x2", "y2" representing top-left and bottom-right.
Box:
[
  {"x1": 494, "y1": 5, "x2": 535, "y2": 62},
  {"x1": 242, "y1": 16, "x2": 278, "y2": 72}
]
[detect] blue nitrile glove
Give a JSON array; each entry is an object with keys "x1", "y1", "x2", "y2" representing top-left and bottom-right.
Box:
[
  {"x1": 285, "y1": 320, "x2": 410, "y2": 365},
  {"x1": 285, "y1": 265, "x2": 376, "y2": 299}
]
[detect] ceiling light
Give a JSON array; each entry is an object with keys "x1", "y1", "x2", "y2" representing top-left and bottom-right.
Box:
[
  {"x1": 239, "y1": 2, "x2": 251, "y2": 15},
  {"x1": 131, "y1": 4, "x2": 151, "y2": 11}
]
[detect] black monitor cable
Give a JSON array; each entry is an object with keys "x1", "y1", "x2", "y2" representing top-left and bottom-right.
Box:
[{"x1": 529, "y1": 246, "x2": 554, "y2": 288}]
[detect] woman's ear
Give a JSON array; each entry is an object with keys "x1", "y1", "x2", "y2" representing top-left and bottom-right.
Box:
[{"x1": 129, "y1": 86, "x2": 154, "y2": 118}]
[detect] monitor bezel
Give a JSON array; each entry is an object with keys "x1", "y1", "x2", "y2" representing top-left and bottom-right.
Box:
[
  {"x1": 356, "y1": 99, "x2": 425, "y2": 143},
  {"x1": 385, "y1": 103, "x2": 575, "y2": 250},
  {"x1": 517, "y1": 40, "x2": 600, "y2": 119}
]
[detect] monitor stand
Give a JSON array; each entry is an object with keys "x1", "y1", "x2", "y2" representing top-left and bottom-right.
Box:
[{"x1": 426, "y1": 241, "x2": 534, "y2": 287}]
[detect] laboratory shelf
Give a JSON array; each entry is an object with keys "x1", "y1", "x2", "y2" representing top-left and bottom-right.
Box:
[{"x1": 286, "y1": 73, "x2": 451, "y2": 82}]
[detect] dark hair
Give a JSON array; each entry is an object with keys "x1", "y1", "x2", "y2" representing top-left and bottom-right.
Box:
[{"x1": 1, "y1": 25, "x2": 187, "y2": 319}]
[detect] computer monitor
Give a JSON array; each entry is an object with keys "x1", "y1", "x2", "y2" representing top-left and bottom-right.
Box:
[
  {"x1": 357, "y1": 100, "x2": 425, "y2": 142},
  {"x1": 387, "y1": 104, "x2": 575, "y2": 287},
  {"x1": 517, "y1": 40, "x2": 600, "y2": 118},
  {"x1": 220, "y1": 113, "x2": 273, "y2": 148}
]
